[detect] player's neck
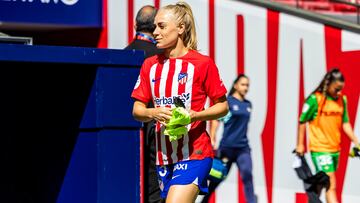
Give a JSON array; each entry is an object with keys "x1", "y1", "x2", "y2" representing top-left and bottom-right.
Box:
[
  {"x1": 165, "y1": 41, "x2": 188, "y2": 58},
  {"x1": 232, "y1": 92, "x2": 244, "y2": 101}
]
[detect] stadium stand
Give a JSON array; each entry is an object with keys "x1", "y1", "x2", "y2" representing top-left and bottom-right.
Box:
[{"x1": 272, "y1": 0, "x2": 360, "y2": 23}]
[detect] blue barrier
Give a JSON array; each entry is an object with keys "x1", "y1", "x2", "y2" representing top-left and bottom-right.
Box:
[
  {"x1": 2, "y1": 43, "x2": 144, "y2": 203},
  {"x1": 0, "y1": 0, "x2": 102, "y2": 28}
]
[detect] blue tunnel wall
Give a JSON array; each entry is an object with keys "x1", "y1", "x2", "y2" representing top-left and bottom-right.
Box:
[{"x1": 2, "y1": 44, "x2": 143, "y2": 203}]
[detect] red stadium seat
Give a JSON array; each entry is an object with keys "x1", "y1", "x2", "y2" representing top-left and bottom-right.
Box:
[{"x1": 272, "y1": 0, "x2": 358, "y2": 14}]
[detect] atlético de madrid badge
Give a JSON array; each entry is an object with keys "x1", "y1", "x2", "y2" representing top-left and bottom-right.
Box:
[{"x1": 178, "y1": 72, "x2": 188, "y2": 85}]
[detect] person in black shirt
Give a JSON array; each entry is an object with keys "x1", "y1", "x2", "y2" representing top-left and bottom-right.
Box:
[
  {"x1": 125, "y1": 5, "x2": 163, "y2": 203},
  {"x1": 125, "y1": 5, "x2": 163, "y2": 58}
]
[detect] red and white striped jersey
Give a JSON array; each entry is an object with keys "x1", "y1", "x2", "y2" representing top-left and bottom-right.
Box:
[{"x1": 132, "y1": 50, "x2": 227, "y2": 165}]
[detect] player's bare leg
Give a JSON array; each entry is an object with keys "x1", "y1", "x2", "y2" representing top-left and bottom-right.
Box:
[
  {"x1": 325, "y1": 172, "x2": 338, "y2": 203},
  {"x1": 166, "y1": 184, "x2": 199, "y2": 203}
]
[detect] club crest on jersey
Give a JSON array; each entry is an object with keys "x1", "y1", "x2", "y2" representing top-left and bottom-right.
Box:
[{"x1": 178, "y1": 72, "x2": 188, "y2": 84}]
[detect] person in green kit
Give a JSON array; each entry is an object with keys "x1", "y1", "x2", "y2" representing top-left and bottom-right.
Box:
[{"x1": 295, "y1": 68, "x2": 359, "y2": 203}]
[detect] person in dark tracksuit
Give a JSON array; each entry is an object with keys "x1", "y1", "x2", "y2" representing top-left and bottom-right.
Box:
[
  {"x1": 202, "y1": 74, "x2": 256, "y2": 203},
  {"x1": 125, "y1": 5, "x2": 163, "y2": 203}
]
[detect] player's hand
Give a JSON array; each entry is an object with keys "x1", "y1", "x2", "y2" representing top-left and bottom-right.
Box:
[
  {"x1": 189, "y1": 109, "x2": 198, "y2": 123},
  {"x1": 211, "y1": 137, "x2": 216, "y2": 147},
  {"x1": 210, "y1": 136, "x2": 217, "y2": 150},
  {"x1": 349, "y1": 145, "x2": 360, "y2": 158},
  {"x1": 152, "y1": 107, "x2": 172, "y2": 125},
  {"x1": 295, "y1": 144, "x2": 305, "y2": 156}
]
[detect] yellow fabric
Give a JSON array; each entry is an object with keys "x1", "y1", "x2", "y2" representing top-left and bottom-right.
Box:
[
  {"x1": 309, "y1": 92, "x2": 344, "y2": 152},
  {"x1": 164, "y1": 107, "x2": 191, "y2": 142}
]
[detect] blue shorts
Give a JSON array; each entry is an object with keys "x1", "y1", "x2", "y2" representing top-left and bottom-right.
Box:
[{"x1": 156, "y1": 158, "x2": 212, "y2": 198}]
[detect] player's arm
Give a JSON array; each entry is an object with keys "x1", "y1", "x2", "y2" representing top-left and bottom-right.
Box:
[
  {"x1": 296, "y1": 123, "x2": 306, "y2": 155},
  {"x1": 189, "y1": 95, "x2": 228, "y2": 122},
  {"x1": 133, "y1": 100, "x2": 172, "y2": 124},
  {"x1": 210, "y1": 120, "x2": 220, "y2": 149},
  {"x1": 296, "y1": 94, "x2": 317, "y2": 155},
  {"x1": 343, "y1": 123, "x2": 359, "y2": 146},
  {"x1": 197, "y1": 58, "x2": 228, "y2": 123},
  {"x1": 342, "y1": 96, "x2": 359, "y2": 146}
]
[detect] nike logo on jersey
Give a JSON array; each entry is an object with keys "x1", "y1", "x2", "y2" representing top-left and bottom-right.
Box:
[
  {"x1": 152, "y1": 77, "x2": 161, "y2": 82},
  {"x1": 172, "y1": 175, "x2": 181, "y2": 179}
]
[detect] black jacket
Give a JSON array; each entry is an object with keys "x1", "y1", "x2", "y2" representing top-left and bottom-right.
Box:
[
  {"x1": 125, "y1": 38, "x2": 163, "y2": 59},
  {"x1": 294, "y1": 154, "x2": 330, "y2": 203},
  {"x1": 125, "y1": 36, "x2": 163, "y2": 144},
  {"x1": 125, "y1": 36, "x2": 164, "y2": 203}
]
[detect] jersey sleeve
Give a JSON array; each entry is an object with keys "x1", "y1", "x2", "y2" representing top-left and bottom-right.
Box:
[
  {"x1": 131, "y1": 60, "x2": 152, "y2": 103},
  {"x1": 342, "y1": 95, "x2": 350, "y2": 123},
  {"x1": 204, "y1": 59, "x2": 227, "y2": 101},
  {"x1": 299, "y1": 94, "x2": 318, "y2": 123}
]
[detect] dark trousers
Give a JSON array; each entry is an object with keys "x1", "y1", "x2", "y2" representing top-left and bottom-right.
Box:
[
  {"x1": 143, "y1": 122, "x2": 164, "y2": 203},
  {"x1": 201, "y1": 147, "x2": 255, "y2": 203}
]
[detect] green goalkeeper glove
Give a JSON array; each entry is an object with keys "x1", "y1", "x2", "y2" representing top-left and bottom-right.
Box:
[
  {"x1": 164, "y1": 107, "x2": 191, "y2": 142},
  {"x1": 349, "y1": 145, "x2": 360, "y2": 158}
]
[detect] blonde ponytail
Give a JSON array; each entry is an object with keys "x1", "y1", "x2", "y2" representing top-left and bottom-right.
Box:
[{"x1": 163, "y1": 1, "x2": 198, "y2": 50}]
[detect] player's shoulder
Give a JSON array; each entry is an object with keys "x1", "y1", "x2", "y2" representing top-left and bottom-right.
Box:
[
  {"x1": 185, "y1": 51, "x2": 217, "y2": 71},
  {"x1": 144, "y1": 54, "x2": 160, "y2": 63},
  {"x1": 341, "y1": 94, "x2": 347, "y2": 100},
  {"x1": 190, "y1": 50, "x2": 213, "y2": 63},
  {"x1": 303, "y1": 93, "x2": 319, "y2": 107},
  {"x1": 309, "y1": 93, "x2": 317, "y2": 100},
  {"x1": 142, "y1": 54, "x2": 163, "y2": 68},
  {"x1": 341, "y1": 94, "x2": 347, "y2": 103},
  {"x1": 244, "y1": 99, "x2": 252, "y2": 105}
]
